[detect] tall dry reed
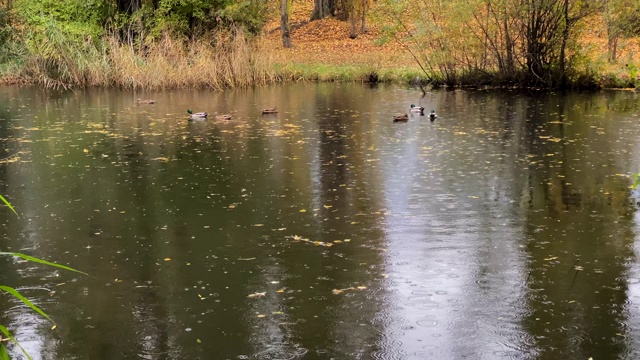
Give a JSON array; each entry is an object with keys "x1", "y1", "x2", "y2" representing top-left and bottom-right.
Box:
[
  {"x1": 19, "y1": 26, "x2": 276, "y2": 89},
  {"x1": 107, "y1": 28, "x2": 277, "y2": 89}
]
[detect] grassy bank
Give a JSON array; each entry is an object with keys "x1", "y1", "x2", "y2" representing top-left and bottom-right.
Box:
[
  {"x1": 273, "y1": 63, "x2": 423, "y2": 83},
  {"x1": 0, "y1": 28, "x2": 277, "y2": 89},
  {"x1": 1, "y1": 29, "x2": 638, "y2": 90},
  {"x1": 1, "y1": 0, "x2": 639, "y2": 90}
]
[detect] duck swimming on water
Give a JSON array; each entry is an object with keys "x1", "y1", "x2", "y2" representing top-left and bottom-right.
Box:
[
  {"x1": 393, "y1": 113, "x2": 409, "y2": 122},
  {"x1": 187, "y1": 109, "x2": 208, "y2": 120},
  {"x1": 410, "y1": 104, "x2": 425, "y2": 113}
]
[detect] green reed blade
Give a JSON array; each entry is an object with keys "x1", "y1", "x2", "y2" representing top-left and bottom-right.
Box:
[
  {"x1": 0, "y1": 286, "x2": 53, "y2": 323},
  {"x1": 0, "y1": 252, "x2": 88, "y2": 276},
  {"x1": 0, "y1": 195, "x2": 18, "y2": 218},
  {"x1": 0, "y1": 324, "x2": 33, "y2": 360}
]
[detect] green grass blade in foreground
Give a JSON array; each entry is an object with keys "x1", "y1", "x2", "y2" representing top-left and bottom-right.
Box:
[
  {"x1": 0, "y1": 343, "x2": 9, "y2": 360},
  {"x1": 633, "y1": 173, "x2": 640, "y2": 189},
  {"x1": 0, "y1": 286, "x2": 53, "y2": 323},
  {"x1": 0, "y1": 195, "x2": 18, "y2": 218},
  {"x1": 0, "y1": 324, "x2": 34, "y2": 360},
  {"x1": 0, "y1": 252, "x2": 88, "y2": 275}
]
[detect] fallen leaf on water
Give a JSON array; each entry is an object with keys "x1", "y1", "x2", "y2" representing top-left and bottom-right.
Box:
[
  {"x1": 247, "y1": 292, "x2": 266, "y2": 298},
  {"x1": 332, "y1": 285, "x2": 368, "y2": 295}
]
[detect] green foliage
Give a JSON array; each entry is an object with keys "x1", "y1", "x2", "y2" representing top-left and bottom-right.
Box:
[
  {"x1": 0, "y1": 324, "x2": 32, "y2": 360},
  {"x1": 0, "y1": 286, "x2": 52, "y2": 323},
  {"x1": 147, "y1": 0, "x2": 266, "y2": 39},
  {"x1": 0, "y1": 7, "x2": 12, "y2": 47},
  {"x1": 214, "y1": 0, "x2": 266, "y2": 35},
  {"x1": 0, "y1": 198, "x2": 85, "y2": 359},
  {"x1": 0, "y1": 195, "x2": 17, "y2": 217},
  {"x1": 605, "y1": 0, "x2": 640, "y2": 37},
  {"x1": 15, "y1": 0, "x2": 111, "y2": 38},
  {"x1": 0, "y1": 252, "x2": 89, "y2": 275}
]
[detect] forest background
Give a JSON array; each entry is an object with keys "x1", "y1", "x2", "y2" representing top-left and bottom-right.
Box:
[{"x1": 0, "y1": 0, "x2": 639, "y2": 89}]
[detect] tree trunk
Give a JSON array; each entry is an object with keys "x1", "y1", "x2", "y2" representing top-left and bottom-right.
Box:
[
  {"x1": 504, "y1": 18, "x2": 514, "y2": 76},
  {"x1": 607, "y1": 25, "x2": 619, "y2": 62},
  {"x1": 281, "y1": 0, "x2": 292, "y2": 48},
  {"x1": 559, "y1": 0, "x2": 569, "y2": 87},
  {"x1": 311, "y1": 0, "x2": 334, "y2": 21},
  {"x1": 349, "y1": 12, "x2": 357, "y2": 38},
  {"x1": 117, "y1": 0, "x2": 141, "y2": 14}
]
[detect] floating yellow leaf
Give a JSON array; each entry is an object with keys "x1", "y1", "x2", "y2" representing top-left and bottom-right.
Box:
[
  {"x1": 256, "y1": 314, "x2": 266, "y2": 318},
  {"x1": 197, "y1": 339, "x2": 202, "y2": 343},
  {"x1": 164, "y1": 258, "x2": 171, "y2": 261}
]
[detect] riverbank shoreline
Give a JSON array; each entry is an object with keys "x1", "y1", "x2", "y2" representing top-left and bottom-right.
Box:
[{"x1": 1, "y1": 0, "x2": 638, "y2": 91}]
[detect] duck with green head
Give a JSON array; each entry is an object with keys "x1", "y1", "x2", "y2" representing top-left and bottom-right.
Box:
[
  {"x1": 187, "y1": 109, "x2": 208, "y2": 120},
  {"x1": 410, "y1": 104, "x2": 425, "y2": 113}
]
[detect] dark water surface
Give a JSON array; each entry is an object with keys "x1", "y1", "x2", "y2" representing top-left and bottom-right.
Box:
[{"x1": 1, "y1": 84, "x2": 640, "y2": 359}]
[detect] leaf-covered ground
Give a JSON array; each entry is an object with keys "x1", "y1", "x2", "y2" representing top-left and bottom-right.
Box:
[
  {"x1": 263, "y1": 0, "x2": 640, "y2": 80},
  {"x1": 262, "y1": 0, "x2": 416, "y2": 69}
]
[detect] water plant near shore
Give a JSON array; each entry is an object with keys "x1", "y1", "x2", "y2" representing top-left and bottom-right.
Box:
[{"x1": 0, "y1": 196, "x2": 86, "y2": 360}]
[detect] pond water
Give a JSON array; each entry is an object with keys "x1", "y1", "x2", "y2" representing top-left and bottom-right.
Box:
[{"x1": 0, "y1": 83, "x2": 640, "y2": 359}]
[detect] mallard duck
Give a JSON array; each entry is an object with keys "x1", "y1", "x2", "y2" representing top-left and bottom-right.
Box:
[
  {"x1": 393, "y1": 113, "x2": 409, "y2": 122},
  {"x1": 429, "y1": 110, "x2": 438, "y2": 120},
  {"x1": 262, "y1": 106, "x2": 278, "y2": 114},
  {"x1": 215, "y1": 114, "x2": 232, "y2": 120},
  {"x1": 410, "y1": 104, "x2": 425, "y2": 112},
  {"x1": 187, "y1": 109, "x2": 208, "y2": 120},
  {"x1": 137, "y1": 99, "x2": 156, "y2": 104}
]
